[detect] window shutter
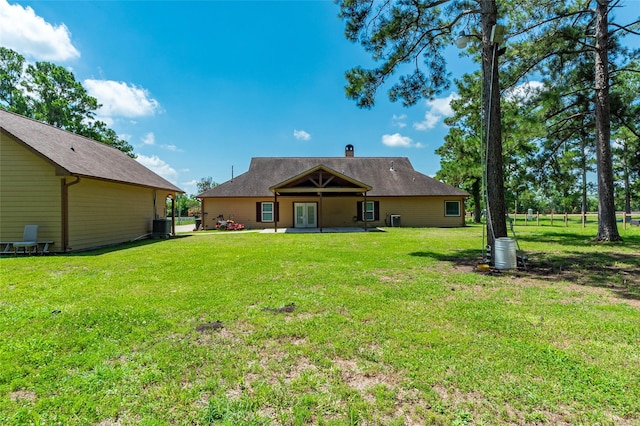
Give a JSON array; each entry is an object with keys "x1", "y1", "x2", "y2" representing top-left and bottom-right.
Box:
[
  {"x1": 275, "y1": 202, "x2": 280, "y2": 222},
  {"x1": 256, "y1": 202, "x2": 262, "y2": 222},
  {"x1": 356, "y1": 201, "x2": 363, "y2": 221},
  {"x1": 374, "y1": 201, "x2": 380, "y2": 221}
]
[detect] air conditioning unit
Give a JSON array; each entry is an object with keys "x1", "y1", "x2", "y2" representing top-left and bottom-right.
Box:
[{"x1": 390, "y1": 215, "x2": 401, "y2": 227}]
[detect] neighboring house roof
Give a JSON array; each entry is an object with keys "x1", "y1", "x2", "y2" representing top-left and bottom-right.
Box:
[
  {"x1": 199, "y1": 157, "x2": 468, "y2": 198},
  {"x1": 0, "y1": 109, "x2": 183, "y2": 193}
]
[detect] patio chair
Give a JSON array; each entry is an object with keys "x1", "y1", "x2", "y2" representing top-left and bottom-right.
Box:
[{"x1": 13, "y1": 225, "x2": 39, "y2": 254}]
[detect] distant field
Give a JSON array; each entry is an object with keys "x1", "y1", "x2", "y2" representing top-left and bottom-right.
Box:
[{"x1": 1, "y1": 224, "x2": 638, "y2": 425}]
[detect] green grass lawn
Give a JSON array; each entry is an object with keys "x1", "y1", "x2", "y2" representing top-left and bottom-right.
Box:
[{"x1": 1, "y1": 224, "x2": 639, "y2": 425}]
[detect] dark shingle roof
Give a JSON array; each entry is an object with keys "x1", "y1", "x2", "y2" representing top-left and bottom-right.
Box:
[
  {"x1": 1, "y1": 109, "x2": 183, "y2": 193},
  {"x1": 199, "y1": 157, "x2": 468, "y2": 198}
]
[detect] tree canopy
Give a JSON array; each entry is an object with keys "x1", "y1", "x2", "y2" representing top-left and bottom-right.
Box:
[
  {"x1": 339, "y1": 0, "x2": 639, "y2": 244},
  {"x1": 0, "y1": 47, "x2": 135, "y2": 157}
]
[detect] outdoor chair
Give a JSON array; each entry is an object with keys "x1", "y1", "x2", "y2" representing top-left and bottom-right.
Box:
[{"x1": 13, "y1": 225, "x2": 39, "y2": 255}]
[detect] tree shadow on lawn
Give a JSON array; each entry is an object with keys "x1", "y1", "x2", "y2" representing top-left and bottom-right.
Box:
[
  {"x1": 53, "y1": 235, "x2": 192, "y2": 257},
  {"x1": 410, "y1": 248, "x2": 640, "y2": 304}
]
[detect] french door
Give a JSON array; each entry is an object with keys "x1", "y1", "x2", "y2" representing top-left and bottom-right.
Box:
[{"x1": 294, "y1": 203, "x2": 317, "y2": 228}]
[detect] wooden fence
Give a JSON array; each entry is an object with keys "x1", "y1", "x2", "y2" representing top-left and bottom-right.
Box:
[{"x1": 508, "y1": 212, "x2": 640, "y2": 229}]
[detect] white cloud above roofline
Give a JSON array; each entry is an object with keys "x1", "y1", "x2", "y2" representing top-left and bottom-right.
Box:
[
  {"x1": 293, "y1": 129, "x2": 311, "y2": 141},
  {"x1": 141, "y1": 132, "x2": 155, "y2": 146},
  {"x1": 392, "y1": 114, "x2": 407, "y2": 128},
  {"x1": 413, "y1": 93, "x2": 460, "y2": 131},
  {"x1": 135, "y1": 154, "x2": 178, "y2": 184},
  {"x1": 0, "y1": 0, "x2": 80, "y2": 61},
  {"x1": 84, "y1": 79, "x2": 161, "y2": 118},
  {"x1": 381, "y1": 133, "x2": 424, "y2": 149}
]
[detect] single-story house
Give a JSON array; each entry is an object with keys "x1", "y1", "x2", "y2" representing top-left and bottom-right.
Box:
[
  {"x1": 197, "y1": 145, "x2": 469, "y2": 231},
  {"x1": 0, "y1": 109, "x2": 184, "y2": 253}
]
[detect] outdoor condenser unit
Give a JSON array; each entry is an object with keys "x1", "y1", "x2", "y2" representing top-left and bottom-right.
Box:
[{"x1": 390, "y1": 215, "x2": 401, "y2": 227}]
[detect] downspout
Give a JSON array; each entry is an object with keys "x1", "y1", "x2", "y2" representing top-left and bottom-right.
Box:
[{"x1": 62, "y1": 175, "x2": 81, "y2": 252}]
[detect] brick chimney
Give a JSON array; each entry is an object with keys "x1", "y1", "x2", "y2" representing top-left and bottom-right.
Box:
[{"x1": 345, "y1": 144, "x2": 354, "y2": 157}]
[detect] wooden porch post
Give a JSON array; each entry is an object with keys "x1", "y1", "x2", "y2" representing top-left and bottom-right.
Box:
[
  {"x1": 274, "y1": 192, "x2": 278, "y2": 233},
  {"x1": 319, "y1": 191, "x2": 323, "y2": 232},
  {"x1": 364, "y1": 192, "x2": 368, "y2": 231},
  {"x1": 171, "y1": 195, "x2": 176, "y2": 236}
]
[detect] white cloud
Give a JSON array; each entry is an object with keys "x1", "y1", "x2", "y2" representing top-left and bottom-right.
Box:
[
  {"x1": 84, "y1": 79, "x2": 161, "y2": 118},
  {"x1": 135, "y1": 154, "x2": 178, "y2": 183},
  {"x1": 413, "y1": 112, "x2": 441, "y2": 131},
  {"x1": 504, "y1": 81, "x2": 544, "y2": 102},
  {"x1": 392, "y1": 114, "x2": 407, "y2": 128},
  {"x1": 0, "y1": 0, "x2": 79, "y2": 61},
  {"x1": 141, "y1": 132, "x2": 155, "y2": 145},
  {"x1": 163, "y1": 144, "x2": 179, "y2": 152},
  {"x1": 382, "y1": 133, "x2": 424, "y2": 149},
  {"x1": 413, "y1": 93, "x2": 460, "y2": 130},
  {"x1": 181, "y1": 180, "x2": 198, "y2": 195},
  {"x1": 293, "y1": 129, "x2": 311, "y2": 141}
]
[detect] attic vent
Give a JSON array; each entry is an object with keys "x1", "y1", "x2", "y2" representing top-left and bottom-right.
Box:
[{"x1": 389, "y1": 161, "x2": 395, "y2": 172}]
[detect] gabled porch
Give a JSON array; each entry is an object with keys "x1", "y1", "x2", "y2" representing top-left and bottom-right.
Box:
[{"x1": 269, "y1": 164, "x2": 373, "y2": 233}]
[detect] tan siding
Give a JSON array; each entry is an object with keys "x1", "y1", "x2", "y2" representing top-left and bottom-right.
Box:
[
  {"x1": 202, "y1": 198, "x2": 264, "y2": 230},
  {"x1": 67, "y1": 179, "x2": 155, "y2": 251},
  {"x1": 0, "y1": 135, "x2": 63, "y2": 247},
  {"x1": 202, "y1": 195, "x2": 467, "y2": 228},
  {"x1": 377, "y1": 196, "x2": 466, "y2": 227}
]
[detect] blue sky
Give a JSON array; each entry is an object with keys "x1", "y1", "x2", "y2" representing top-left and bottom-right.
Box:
[{"x1": 2, "y1": 0, "x2": 639, "y2": 195}]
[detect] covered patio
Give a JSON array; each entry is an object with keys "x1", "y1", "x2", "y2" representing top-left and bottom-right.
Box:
[
  {"x1": 269, "y1": 164, "x2": 372, "y2": 233},
  {"x1": 260, "y1": 227, "x2": 384, "y2": 233}
]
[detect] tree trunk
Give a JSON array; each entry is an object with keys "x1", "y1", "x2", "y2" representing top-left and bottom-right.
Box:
[
  {"x1": 594, "y1": 0, "x2": 622, "y2": 241},
  {"x1": 481, "y1": 0, "x2": 508, "y2": 258},
  {"x1": 622, "y1": 142, "x2": 631, "y2": 218},
  {"x1": 472, "y1": 179, "x2": 482, "y2": 223},
  {"x1": 581, "y1": 136, "x2": 588, "y2": 223}
]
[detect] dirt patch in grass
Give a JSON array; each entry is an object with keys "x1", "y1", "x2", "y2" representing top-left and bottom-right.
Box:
[
  {"x1": 9, "y1": 389, "x2": 37, "y2": 402},
  {"x1": 335, "y1": 358, "x2": 397, "y2": 395},
  {"x1": 333, "y1": 358, "x2": 433, "y2": 424},
  {"x1": 432, "y1": 384, "x2": 575, "y2": 425}
]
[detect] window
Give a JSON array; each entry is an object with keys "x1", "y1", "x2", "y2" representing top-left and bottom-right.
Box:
[
  {"x1": 445, "y1": 201, "x2": 461, "y2": 217},
  {"x1": 261, "y1": 202, "x2": 273, "y2": 222},
  {"x1": 363, "y1": 201, "x2": 375, "y2": 221},
  {"x1": 256, "y1": 202, "x2": 279, "y2": 222},
  {"x1": 356, "y1": 201, "x2": 380, "y2": 221}
]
